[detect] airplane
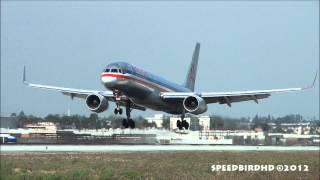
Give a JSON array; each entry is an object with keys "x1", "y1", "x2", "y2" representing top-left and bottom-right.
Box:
[{"x1": 23, "y1": 43, "x2": 317, "y2": 129}]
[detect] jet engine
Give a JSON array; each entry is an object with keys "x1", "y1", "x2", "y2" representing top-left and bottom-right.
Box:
[
  {"x1": 183, "y1": 95, "x2": 207, "y2": 115},
  {"x1": 85, "y1": 94, "x2": 109, "y2": 113}
]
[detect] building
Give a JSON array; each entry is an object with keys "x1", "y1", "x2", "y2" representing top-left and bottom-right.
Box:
[
  {"x1": 188, "y1": 116, "x2": 211, "y2": 131},
  {"x1": 0, "y1": 117, "x2": 18, "y2": 129},
  {"x1": 267, "y1": 133, "x2": 319, "y2": 146},
  {"x1": 198, "y1": 116, "x2": 210, "y2": 130},
  {"x1": 146, "y1": 114, "x2": 164, "y2": 128},
  {"x1": 268, "y1": 122, "x2": 312, "y2": 135},
  {"x1": 24, "y1": 122, "x2": 59, "y2": 134}
]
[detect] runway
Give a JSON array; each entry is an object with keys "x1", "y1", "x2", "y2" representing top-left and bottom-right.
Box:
[{"x1": 1, "y1": 145, "x2": 319, "y2": 153}]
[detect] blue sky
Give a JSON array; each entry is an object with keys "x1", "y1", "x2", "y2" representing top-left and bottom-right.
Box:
[{"x1": 1, "y1": 1, "x2": 319, "y2": 119}]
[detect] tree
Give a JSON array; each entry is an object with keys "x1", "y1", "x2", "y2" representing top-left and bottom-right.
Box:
[
  {"x1": 89, "y1": 113, "x2": 99, "y2": 121},
  {"x1": 45, "y1": 114, "x2": 61, "y2": 123},
  {"x1": 16, "y1": 111, "x2": 32, "y2": 128},
  {"x1": 140, "y1": 120, "x2": 156, "y2": 128},
  {"x1": 273, "y1": 123, "x2": 285, "y2": 133},
  {"x1": 286, "y1": 129, "x2": 294, "y2": 134},
  {"x1": 89, "y1": 113, "x2": 99, "y2": 130},
  {"x1": 251, "y1": 122, "x2": 270, "y2": 132},
  {"x1": 111, "y1": 117, "x2": 123, "y2": 129},
  {"x1": 162, "y1": 118, "x2": 170, "y2": 129},
  {"x1": 18, "y1": 111, "x2": 25, "y2": 118},
  {"x1": 210, "y1": 115, "x2": 224, "y2": 129}
]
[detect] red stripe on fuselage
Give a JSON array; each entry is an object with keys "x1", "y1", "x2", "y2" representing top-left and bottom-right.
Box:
[
  {"x1": 100, "y1": 73, "x2": 171, "y2": 92},
  {"x1": 101, "y1": 73, "x2": 127, "y2": 78}
]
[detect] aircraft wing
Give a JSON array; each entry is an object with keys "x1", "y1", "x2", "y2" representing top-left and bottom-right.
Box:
[
  {"x1": 23, "y1": 67, "x2": 146, "y2": 111},
  {"x1": 161, "y1": 72, "x2": 317, "y2": 107},
  {"x1": 25, "y1": 82, "x2": 104, "y2": 99}
]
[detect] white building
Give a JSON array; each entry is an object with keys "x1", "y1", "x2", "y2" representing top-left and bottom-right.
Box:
[
  {"x1": 268, "y1": 122, "x2": 312, "y2": 135},
  {"x1": 198, "y1": 116, "x2": 210, "y2": 130},
  {"x1": 24, "y1": 122, "x2": 58, "y2": 134},
  {"x1": 146, "y1": 114, "x2": 164, "y2": 128}
]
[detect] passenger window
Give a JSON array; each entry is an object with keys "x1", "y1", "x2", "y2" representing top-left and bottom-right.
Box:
[
  {"x1": 119, "y1": 69, "x2": 122, "y2": 73},
  {"x1": 111, "y1": 69, "x2": 118, "y2": 73},
  {"x1": 105, "y1": 69, "x2": 110, "y2": 72}
]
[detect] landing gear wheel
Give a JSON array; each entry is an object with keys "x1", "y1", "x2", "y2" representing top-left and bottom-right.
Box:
[
  {"x1": 122, "y1": 119, "x2": 129, "y2": 128},
  {"x1": 114, "y1": 108, "x2": 118, "y2": 115},
  {"x1": 128, "y1": 119, "x2": 135, "y2": 129},
  {"x1": 185, "y1": 121, "x2": 189, "y2": 130},
  {"x1": 120, "y1": 100, "x2": 134, "y2": 129},
  {"x1": 182, "y1": 120, "x2": 189, "y2": 130},
  {"x1": 177, "y1": 120, "x2": 183, "y2": 130}
]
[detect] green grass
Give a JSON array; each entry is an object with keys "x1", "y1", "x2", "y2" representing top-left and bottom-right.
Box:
[{"x1": 1, "y1": 151, "x2": 319, "y2": 180}]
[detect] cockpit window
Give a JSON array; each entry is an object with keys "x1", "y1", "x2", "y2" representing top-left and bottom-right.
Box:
[
  {"x1": 111, "y1": 69, "x2": 118, "y2": 73},
  {"x1": 119, "y1": 69, "x2": 122, "y2": 73},
  {"x1": 105, "y1": 69, "x2": 110, "y2": 72}
]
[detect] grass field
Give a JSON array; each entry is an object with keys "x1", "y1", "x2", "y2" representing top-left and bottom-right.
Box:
[{"x1": 0, "y1": 151, "x2": 319, "y2": 180}]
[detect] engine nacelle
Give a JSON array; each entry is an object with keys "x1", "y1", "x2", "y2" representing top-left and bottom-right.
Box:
[
  {"x1": 183, "y1": 95, "x2": 207, "y2": 115},
  {"x1": 85, "y1": 93, "x2": 109, "y2": 113}
]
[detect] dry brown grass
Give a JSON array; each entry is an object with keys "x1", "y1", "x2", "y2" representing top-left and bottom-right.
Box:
[{"x1": 1, "y1": 151, "x2": 319, "y2": 180}]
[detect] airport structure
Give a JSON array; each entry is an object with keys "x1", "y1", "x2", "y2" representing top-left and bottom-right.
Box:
[
  {"x1": 0, "y1": 116, "x2": 18, "y2": 129},
  {"x1": 146, "y1": 114, "x2": 164, "y2": 128},
  {"x1": 268, "y1": 122, "x2": 312, "y2": 134},
  {"x1": 1, "y1": 114, "x2": 319, "y2": 145}
]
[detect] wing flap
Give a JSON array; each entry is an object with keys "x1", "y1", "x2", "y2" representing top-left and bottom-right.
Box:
[{"x1": 206, "y1": 94, "x2": 270, "y2": 104}]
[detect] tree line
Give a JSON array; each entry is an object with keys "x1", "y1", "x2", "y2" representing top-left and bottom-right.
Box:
[
  {"x1": 10, "y1": 111, "x2": 158, "y2": 130},
  {"x1": 210, "y1": 114, "x2": 319, "y2": 134},
  {"x1": 9, "y1": 111, "x2": 320, "y2": 132}
]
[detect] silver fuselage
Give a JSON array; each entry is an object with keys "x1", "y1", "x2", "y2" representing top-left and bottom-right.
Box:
[{"x1": 101, "y1": 62, "x2": 190, "y2": 114}]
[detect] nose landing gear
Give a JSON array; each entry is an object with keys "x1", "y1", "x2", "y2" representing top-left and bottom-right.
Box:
[
  {"x1": 113, "y1": 90, "x2": 123, "y2": 115},
  {"x1": 114, "y1": 107, "x2": 123, "y2": 115},
  {"x1": 112, "y1": 90, "x2": 134, "y2": 129}
]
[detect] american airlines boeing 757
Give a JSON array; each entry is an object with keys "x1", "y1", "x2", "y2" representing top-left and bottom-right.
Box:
[{"x1": 23, "y1": 43, "x2": 317, "y2": 129}]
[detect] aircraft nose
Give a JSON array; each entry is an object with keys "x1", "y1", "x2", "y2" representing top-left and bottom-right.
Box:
[{"x1": 101, "y1": 74, "x2": 117, "y2": 84}]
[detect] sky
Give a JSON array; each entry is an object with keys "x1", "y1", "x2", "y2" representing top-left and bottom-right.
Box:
[{"x1": 1, "y1": 1, "x2": 319, "y2": 119}]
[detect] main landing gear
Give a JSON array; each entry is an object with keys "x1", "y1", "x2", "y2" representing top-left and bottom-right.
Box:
[
  {"x1": 176, "y1": 111, "x2": 189, "y2": 130},
  {"x1": 122, "y1": 101, "x2": 135, "y2": 129},
  {"x1": 113, "y1": 90, "x2": 135, "y2": 129}
]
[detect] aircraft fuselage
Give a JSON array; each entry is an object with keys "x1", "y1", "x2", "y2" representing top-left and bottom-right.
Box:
[{"x1": 101, "y1": 62, "x2": 190, "y2": 114}]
